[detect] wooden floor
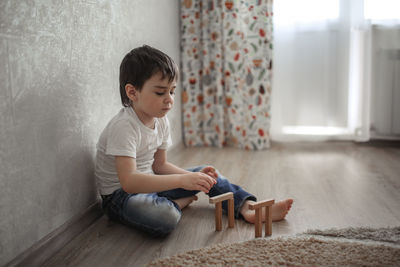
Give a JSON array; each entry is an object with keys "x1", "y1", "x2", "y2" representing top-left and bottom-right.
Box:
[{"x1": 43, "y1": 141, "x2": 400, "y2": 267}]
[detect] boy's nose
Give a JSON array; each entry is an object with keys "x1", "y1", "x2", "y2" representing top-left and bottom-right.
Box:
[{"x1": 165, "y1": 94, "x2": 174, "y2": 104}]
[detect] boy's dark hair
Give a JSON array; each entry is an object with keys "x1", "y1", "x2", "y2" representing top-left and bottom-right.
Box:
[{"x1": 119, "y1": 45, "x2": 179, "y2": 107}]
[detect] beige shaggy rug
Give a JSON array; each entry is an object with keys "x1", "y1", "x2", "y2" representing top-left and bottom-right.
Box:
[{"x1": 147, "y1": 227, "x2": 400, "y2": 266}]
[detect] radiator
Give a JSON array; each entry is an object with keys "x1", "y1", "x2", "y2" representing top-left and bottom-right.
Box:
[{"x1": 370, "y1": 26, "x2": 400, "y2": 139}]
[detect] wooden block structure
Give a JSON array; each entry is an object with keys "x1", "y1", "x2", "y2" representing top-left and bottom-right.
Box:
[
  {"x1": 209, "y1": 192, "x2": 235, "y2": 231},
  {"x1": 248, "y1": 199, "x2": 275, "y2": 238}
]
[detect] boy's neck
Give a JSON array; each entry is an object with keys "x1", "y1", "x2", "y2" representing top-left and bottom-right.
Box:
[{"x1": 131, "y1": 105, "x2": 155, "y2": 129}]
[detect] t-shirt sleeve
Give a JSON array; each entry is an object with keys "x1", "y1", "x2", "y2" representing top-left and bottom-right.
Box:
[
  {"x1": 105, "y1": 119, "x2": 138, "y2": 158},
  {"x1": 159, "y1": 117, "x2": 172, "y2": 150}
]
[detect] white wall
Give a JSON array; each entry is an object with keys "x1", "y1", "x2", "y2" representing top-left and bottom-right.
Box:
[{"x1": 0, "y1": 0, "x2": 181, "y2": 265}]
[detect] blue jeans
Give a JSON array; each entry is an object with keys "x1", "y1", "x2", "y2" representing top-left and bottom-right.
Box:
[{"x1": 101, "y1": 166, "x2": 256, "y2": 236}]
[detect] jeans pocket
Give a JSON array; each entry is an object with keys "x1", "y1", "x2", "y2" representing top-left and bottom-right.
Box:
[{"x1": 102, "y1": 190, "x2": 126, "y2": 222}]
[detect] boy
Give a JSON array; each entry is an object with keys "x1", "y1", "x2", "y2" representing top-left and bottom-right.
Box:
[{"x1": 95, "y1": 45, "x2": 293, "y2": 236}]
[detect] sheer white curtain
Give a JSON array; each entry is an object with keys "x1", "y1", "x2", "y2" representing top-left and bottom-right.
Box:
[{"x1": 270, "y1": 0, "x2": 400, "y2": 141}]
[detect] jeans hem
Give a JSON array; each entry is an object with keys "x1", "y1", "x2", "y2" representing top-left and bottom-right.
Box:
[{"x1": 236, "y1": 194, "x2": 257, "y2": 219}]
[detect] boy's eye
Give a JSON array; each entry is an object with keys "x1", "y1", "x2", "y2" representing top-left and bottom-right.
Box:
[{"x1": 155, "y1": 91, "x2": 175, "y2": 96}]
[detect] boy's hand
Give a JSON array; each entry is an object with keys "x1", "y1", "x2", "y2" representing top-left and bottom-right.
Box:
[
  {"x1": 200, "y1": 166, "x2": 218, "y2": 180},
  {"x1": 180, "y1": 172, "x2": 217, "y2": 194}
]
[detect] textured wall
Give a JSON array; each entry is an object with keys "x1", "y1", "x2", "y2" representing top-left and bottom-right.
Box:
[{"x1": 0, "y1": 0, "x2": 181, "y2": 264}]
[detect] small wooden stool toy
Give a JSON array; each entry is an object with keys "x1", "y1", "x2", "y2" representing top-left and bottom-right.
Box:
[
  {"x1": 209, "y1": 192, "x2": 235, "y2": 231},
  {"x1": 248, "y1": 199, "x2": 275, "y2": 237}
]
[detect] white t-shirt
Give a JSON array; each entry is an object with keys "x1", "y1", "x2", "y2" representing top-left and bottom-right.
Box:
[{"x1": 95, "y1": 106, "x2": 172, "y2": 195}]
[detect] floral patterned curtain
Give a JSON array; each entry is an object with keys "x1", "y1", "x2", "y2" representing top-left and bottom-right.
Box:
[{"x1": 180, "y1": 0, "x2": 273, "y2": 150}]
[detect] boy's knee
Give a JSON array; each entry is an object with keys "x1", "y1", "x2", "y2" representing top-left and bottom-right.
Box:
[
  {"x1": 123, "y1": 194, "x2": 181, "y2": 235},
  {"x1": 151, "y1": 205, "x2": 181, "y2": 235},
  {"x1": 161, "y1": 205, "x2": 181, "y2": 228}
]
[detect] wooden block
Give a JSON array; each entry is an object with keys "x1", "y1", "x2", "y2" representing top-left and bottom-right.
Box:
[
  {"x1": 228, "y1": 198, "x2": 234, "y2": 228},
  {"x1": 265, "y1": 205, "x2": 272, "y2": 236},
  {"x1": 210, "y1": 192, "x2": 235, "y2": 231},
  {"x1": 255, "y1": 208, "x2": 262, "y2": 238},
  {"x1": 248, "y1": 199, "x2": 275, "y2": 238},
  {"x1": 248, "y1": 199, "x2": 275, "y2": 210},
  {"x1": 215, "y1": 202, "x2": 222, "y2": 231},
  {"x1": 209, "y1": 192, "x2": 234, "y2": 204}
]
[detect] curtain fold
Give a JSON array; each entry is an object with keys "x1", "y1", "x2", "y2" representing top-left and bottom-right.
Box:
[{"x1": 180, "y1": 0, "x2": 273, "y2": 150}]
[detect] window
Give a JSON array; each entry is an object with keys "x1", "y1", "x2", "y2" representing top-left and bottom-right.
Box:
[
  {"x1": 274, "y1": 0, "x2": 339, "y2": 26},
  {"x1": 364, "y1": 0, "x2": 400, "y2": 20}
]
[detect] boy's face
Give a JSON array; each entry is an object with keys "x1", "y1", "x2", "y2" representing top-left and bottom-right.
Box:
[{"x1": 126, "y1": 72, "x2": 176, "y2": 123}]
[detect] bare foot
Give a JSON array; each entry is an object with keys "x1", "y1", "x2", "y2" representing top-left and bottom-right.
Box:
[
  {"x1": 173, "y1": 195, "x2": 198, "y2": 210},
  {"x1": 240, "y1": 199, "x2": 294, "y2": 224}
]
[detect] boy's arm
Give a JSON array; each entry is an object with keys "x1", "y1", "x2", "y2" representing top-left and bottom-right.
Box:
[
  {"x1": 152, "y1": 149, "x2": 189, "y2": 175},
  {"x1": 152, "y1": 149, "x2": 219, "y2": 179},
  {"x1": 116, "y1": 155, "x2": 216, "y2": 194}
]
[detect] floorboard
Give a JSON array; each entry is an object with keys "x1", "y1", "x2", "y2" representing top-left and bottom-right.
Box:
[{"x1": 42, "y1": 141, "x2": 400, "y2": 266}]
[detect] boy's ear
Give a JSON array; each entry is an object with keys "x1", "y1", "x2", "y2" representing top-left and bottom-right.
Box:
[{"x1": 125, "y1": 84, "x2": 138, "y2": 101}]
